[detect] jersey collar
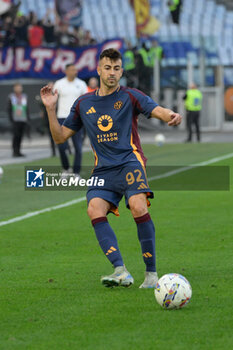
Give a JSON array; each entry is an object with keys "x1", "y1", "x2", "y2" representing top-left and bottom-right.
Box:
[{"x1": 96, "y1": 85, "x2": 121, "y2": 96}]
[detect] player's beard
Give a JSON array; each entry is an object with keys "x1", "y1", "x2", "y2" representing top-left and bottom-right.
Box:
[{"x1": 103, "y1": 76, "x2": 118, "y2": 89}]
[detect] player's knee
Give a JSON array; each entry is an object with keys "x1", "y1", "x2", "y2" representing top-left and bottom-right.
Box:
[
  {"x1": 130, "y1": 202, "x2": 147, "y2": 218},
  {"x1": 87, "y1": 200, "x2": 108, "y2": 220},
  {"x1": 87, "y1": 204, "x2": 96, "y2": 220},
  {"x1": 129, "y1": 194, "x2": 148, "y2": 218}
]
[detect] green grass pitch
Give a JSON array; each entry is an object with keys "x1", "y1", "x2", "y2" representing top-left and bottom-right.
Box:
[{"x1": 0, "y1": 143, "x2": 233, "y2": 350}]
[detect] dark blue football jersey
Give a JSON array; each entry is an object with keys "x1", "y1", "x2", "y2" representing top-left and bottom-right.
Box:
[{"x1": 63, "y1": 86, "x2": 158, "y2": 169}]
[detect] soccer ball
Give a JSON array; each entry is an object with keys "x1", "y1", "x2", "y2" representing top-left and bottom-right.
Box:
[
  {"x1": 154, "y1": 133, "x2": 165, "y2": 146},
  {"x1": 154, "y1": 273, "x2": 192, "y2": 310}
]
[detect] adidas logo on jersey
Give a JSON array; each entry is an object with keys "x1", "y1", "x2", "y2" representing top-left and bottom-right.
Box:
[
  {"x1": 137, "y1": 183, "x2": 148, "y2": 190},
  {"x1": 86, "y1": 107, "x2": 96, "y2": 114}
]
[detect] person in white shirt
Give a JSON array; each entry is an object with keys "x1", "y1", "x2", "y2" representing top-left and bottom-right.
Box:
[{"x1": 53, "y1": 63, "x2": 87, "y2": 176}]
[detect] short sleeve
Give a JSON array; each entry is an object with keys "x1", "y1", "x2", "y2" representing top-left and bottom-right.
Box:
[
  {"x1": 129, "y1": 88, "x2": 158, "y2": 118},
  {"x1": 63, "y1": 99, "x2": 83, "y2": 132}
]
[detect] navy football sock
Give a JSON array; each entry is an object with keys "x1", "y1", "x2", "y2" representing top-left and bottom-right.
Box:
[
  {"x1": 92, "y1": 217, "x2": 124, "y2": 267},
  {"x1": 135, "y1": 213, "x2": 156, "y2": 272}
]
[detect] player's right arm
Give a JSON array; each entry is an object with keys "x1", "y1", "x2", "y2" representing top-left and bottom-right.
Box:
[{"x1": 40, "y1": 85, "x2": 75, "y2": 144}]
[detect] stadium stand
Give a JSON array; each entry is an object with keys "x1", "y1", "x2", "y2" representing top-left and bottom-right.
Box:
[
  {"x1": 81, "y1": 0, "x2": 233, "y2": 68},
  {"x1": 151, "y1": 0, "x2": 229, "y2": 67},
  {"x1": 8, "y1": 0, "x2": 233, "y2": 69},
  {"x1": 83, "y1": 0, "x2": 136, "y2": 42},
  {"x1": 0, "y1": 0, "x2": 232, "y2": 82}
]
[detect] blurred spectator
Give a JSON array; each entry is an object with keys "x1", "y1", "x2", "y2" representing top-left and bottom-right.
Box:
[
  {"x1": 123, "y1": 41, "x2": 137, "y2": 88},
  {"x1": 82, "y1": 30, "x2": 92, "y2": 46},
  {"x1": 148, "y1": 39, "x2": 164, "y2": 64},
  {"x1": 0, "y1": 16, "x2": 13, "y2": 47},
  {"x1": 66, "y1": 26, "x2": 80, "y2": 47},
  {"x1": 7, "y1": 83, "x2": 30, "y2": 157},
  {"x1": 167, "y1": 0, "x2": 182, "y2": 24},
  {"x1": 0, "y1": 6, "x2": 96, "y2": 48},
  {"x1": 53, "y1": 63, "x2": 87, "y2": 177},
  {"x1": 42, "y1": 17, "x2": 55, "y2": 47},
  {"x1": 183, "y1": 83, "x2": 203, "y2": 142},
  {"x1": 3, "y1": 16, "x2": 15, "y2": 46},
  {"x1": 148, "y1": 39, "x2": 164, "y2": 92},
  {"x1": 28, "y1": 10, "x2": 37, "y2": 25},
  {"x1": 137, "y1": 42, "x2": 151, "y2": 95},
  {"x1": 74, "y1": 27, "x2": 94, "y2": 46},
  {"x1": 14, "y1": 15, "x2": 28, "y2": 46},
  {"x1": 87, "y1": 77, "x2": 98, "y2": 92},
  {"x1": 56, "y1": 22, "x2": 73, "y2": 47},
  {"x1": 28, "y1": 19, "x2": 44, "y2": 47},
  {"x1": 55, "y1": 25, "x2": 93, "y2": 48}
]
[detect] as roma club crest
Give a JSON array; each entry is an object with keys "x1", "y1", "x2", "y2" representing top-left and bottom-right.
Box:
[{"x1": 114, "y1": 101, "x2": 123, "y2": 110}]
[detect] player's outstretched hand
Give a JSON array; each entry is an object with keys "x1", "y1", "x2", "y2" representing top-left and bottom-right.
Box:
[
  {"x1": 40, "y1": 85, "x2": 58, "y2": 110},
  {"x1": 167, "y1": 112, "x2": 182, "y2": 126}
]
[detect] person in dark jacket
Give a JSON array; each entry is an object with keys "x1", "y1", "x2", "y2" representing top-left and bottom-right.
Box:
[
  {"x1": 183, "y1": 83, "x2": 203, "y2": 142},
  {"x1": 7, "y1": 83, "x2": 30, "y2": 157},
  {"x1": 136, "y1": 42, "x2": 151, "y2": 96},
  {"x1": 167, "y1": 0, "x2": 182, "y2": 24}
]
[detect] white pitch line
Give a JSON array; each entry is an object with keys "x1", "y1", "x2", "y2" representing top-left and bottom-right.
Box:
[
  {"x1": 148, "y1": 152, "x2": 233, "y2": 181},
  {"x1": 148, "y1": 166, "x2": 192, "y2": 181},
  {"x1": 194, "y1": 152, "x2": 233, "y2": 166},
  {"x1": 1, "y1": 152, "x2": 233, "y2": 228},
  {"x1": 0, "y1": 197, "x2": 86, "y2": 227}
]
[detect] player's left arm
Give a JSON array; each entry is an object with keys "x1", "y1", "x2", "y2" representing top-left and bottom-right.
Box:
[{"x1": 150, "y1": 106, "x2": 182, "y2": 126}]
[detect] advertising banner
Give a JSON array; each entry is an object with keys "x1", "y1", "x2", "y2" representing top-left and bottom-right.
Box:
[{"x1": 0, "y1": 39, "x2": 124, "y2": 80}]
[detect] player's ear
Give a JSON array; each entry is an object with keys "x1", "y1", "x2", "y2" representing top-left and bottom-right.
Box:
[{"x1": 97, "y1": 65, "x2": 101, "y2": 76}]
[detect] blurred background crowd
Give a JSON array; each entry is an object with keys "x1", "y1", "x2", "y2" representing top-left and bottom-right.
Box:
[
  {"x1": 0, "y1": 0, "x2": 233, "y2": 160},
  {"x1": 0, "y1": 1, "x2": 96, "y2": 48}
]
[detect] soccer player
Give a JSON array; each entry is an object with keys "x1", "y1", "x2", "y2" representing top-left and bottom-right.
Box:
[{"x1": 40, "y1": 48, "x2": 182, "y2": 288}]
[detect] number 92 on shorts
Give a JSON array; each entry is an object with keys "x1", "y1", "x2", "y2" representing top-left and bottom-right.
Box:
[{"x1": 86, "y1": 161, "x2": 154, "y2": 210}]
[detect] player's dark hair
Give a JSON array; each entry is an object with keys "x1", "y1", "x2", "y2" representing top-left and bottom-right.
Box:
[
  {"x1": 99, "y1": 48, "x2": 122, "y2": 61},
  {"x1": 65, "y1": 63, "x2": 75, "y2": 69}
]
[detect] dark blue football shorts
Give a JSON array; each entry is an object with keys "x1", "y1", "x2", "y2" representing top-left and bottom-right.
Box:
[{"x1": 86, "y1": 161, "x2": 154, "y2": 215}]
